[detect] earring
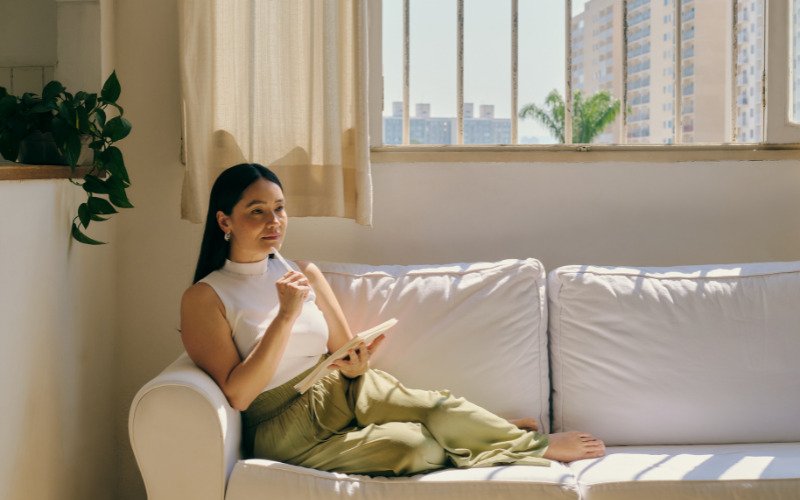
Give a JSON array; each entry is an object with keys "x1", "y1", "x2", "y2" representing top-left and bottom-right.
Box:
[{"x1": 224, "y1": 232, "x2": 231, "y2": 242}]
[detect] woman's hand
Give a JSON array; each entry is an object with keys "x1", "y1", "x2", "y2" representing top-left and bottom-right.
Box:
[
  {"x1": 329, "y1": 334, "x2": 386, "y2": 379},
  {"x1": 275, "y1": 270, "x2": 310, "y2": 320}
]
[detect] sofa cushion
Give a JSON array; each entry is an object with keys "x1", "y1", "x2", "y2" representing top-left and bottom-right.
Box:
[
  {"x1": 569, "y1": 442, "x2": 800, "y2": 500},
  {"x1": 226, "y1": 459, "x2": 579, "y2": 500},
  {"x1": 549, "y1": 261, "x2": 800, "y2": 445},
  {"x1": 317, "y1": 259, "x2": 550, "y2": 429}
]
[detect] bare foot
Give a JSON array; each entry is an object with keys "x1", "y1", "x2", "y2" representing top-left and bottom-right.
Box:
[
  {"x1": 509, "y1": 417, "x2": 539, "y2": 431},
  {"x1": 542, "y1": 432, "x2": 605, "y2": 462}
]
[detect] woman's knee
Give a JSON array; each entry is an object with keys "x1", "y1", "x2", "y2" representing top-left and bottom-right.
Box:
[{"x1": 380, "y1": 423, "x2": 446, "y2": 474}]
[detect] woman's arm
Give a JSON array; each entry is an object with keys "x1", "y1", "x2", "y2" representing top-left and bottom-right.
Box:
[
  {"x1": 179, "y1": 271, "x2": 310, "y2": 411},
  {"x1": 296, "y1": 260, "x2": 385, "y2": 378},
  {"x1": 295, "y1": 260, "x2": 353, "y2": 352}
]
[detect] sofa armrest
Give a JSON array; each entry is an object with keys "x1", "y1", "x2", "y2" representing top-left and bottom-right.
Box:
[{"x1": 129, "y1": 353, "x2": 242, "y2": 500}]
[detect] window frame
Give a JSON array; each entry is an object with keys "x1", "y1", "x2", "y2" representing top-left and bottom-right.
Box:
[{"x1": 368, "y1": 0, "x2": 800, "y2": 162}]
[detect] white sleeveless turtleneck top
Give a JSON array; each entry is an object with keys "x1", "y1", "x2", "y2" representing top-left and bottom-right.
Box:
[{"x1": 199, "y1": 255, "x2": 329, "y2": 391}]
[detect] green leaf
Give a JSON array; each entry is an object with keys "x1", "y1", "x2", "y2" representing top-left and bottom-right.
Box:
[
  {"x1": 88, "y1": 196, "x2": 118, "y2": 215},
  {"x1": 78, "y1": 203, "x2": 91, "y2": 228},
  {"x1": 94, "y1": 108, "x2": 106, "y2": 128},
  {"x1": 102, "y1": 146, "x2": 130, "y2": 186},
  {"x1": 58, "y1": 101, "x2": 76, "y2": 126},
  {"x1": 85, "y1": 93, "x2": 97, "y2": 110},
  {"x1": 107, "y1": 180, "x2": 134, "y2": 208},
  {"x1": 105, "y1": 175, "x2": 133, "y2": 208},
  {"x1": 89, "y1": 139, "x2": 105, "y2": 149},
  {"x1": 90, "y1": 214, "x2": 109, "y2": 222},
  {"x1": 65, "y1": 133, "x2": 82, "y2": 167},
  {"x1": 0, "y1": 133, "x2": 20, "y2": 161},
  {"x1": 76, "y1": 106, "x2": 90, "y2": 133},
  {"x1": 71, "y1": 222, "x2": 105, "y2": 245},
  {"x1": 0, "y1": 94, "x2": 17, "y2": 119},
  {"x1": 82, "y1": 174, "x2": 110, "y2": 194},
  {"x1": 75, "y1": 91, "x2": 88, "y2": 103},
  {"x1": 51, "y1": 116, "x2": 71, "y2": 145},
  {"x1": 0, "y1": 87, "x2": 7, "y2": 99},
  {"x1": 31, "y1": 103, "x2": 51, "y2": 114},
  {"x1": 42, "y1": 81, "x2": 65, "y2": 102},
  {"x1": 103, "y1": 116, "x2": 132, "y2": 142},
  {"x1": 100, "y1": 71, "x2": 121, "y2": 103}
]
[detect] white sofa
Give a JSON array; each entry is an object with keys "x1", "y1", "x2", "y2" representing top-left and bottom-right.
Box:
[{"x1": 129, "y1": 258, "x2": 800, "y2": 499}]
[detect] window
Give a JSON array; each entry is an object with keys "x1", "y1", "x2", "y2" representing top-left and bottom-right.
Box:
[{"x1": 374, "y1": 0, "x2": 800, "y2": 152}]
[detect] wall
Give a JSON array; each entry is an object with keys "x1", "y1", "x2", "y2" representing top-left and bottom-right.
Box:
[
  {"x1": 0, "y1": 180, "x2": 117, "y2": 500},
  {"x1": 0, "y1": 0, "x2": 57, "y2": 93},
  {"x1": 0, "y1": 1, "x2": 119, "y2": 499},
  {"x1": 113, "y1": 3, "x2": 800, "y2": 500}
]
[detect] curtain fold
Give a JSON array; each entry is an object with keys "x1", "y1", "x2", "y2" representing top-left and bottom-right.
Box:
[{"x1": 178, "y1": 0, "x2": 373, "y2": 226}]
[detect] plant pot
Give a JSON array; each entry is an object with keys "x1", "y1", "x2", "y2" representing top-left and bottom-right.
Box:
[{"x1": 17, "y1": 131, "x2": 94, "y2": 166}]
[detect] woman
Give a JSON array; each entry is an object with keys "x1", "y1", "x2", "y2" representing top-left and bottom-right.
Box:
[{"x1": 180, "y1": 163, "x2": 605, "y2": 476}]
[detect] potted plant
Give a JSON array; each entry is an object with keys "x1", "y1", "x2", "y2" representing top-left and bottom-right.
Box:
[{"x1": 0, "y1": 72, "x2": 132, "y2": 245}]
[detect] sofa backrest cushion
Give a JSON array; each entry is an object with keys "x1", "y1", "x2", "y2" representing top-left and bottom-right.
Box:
[
  {"x1": 548, "y1": 260, "x2": 800, "y2": 446},
  {"x1": 318, "y1": 259, "x2": 550, "y2": 431}
]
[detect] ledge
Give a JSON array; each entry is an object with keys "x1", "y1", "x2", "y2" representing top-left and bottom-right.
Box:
[
  {"x1": 371, "y1": 143, "x2": 800, "y2": 164},
  {"x1": 0, "y1": 162, "x2": 90, "y2": 181}
]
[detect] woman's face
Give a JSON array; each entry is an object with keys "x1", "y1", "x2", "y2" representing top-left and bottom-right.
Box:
[{"x1": 218, "y1": 178, "x2": 288, "y2": 262}]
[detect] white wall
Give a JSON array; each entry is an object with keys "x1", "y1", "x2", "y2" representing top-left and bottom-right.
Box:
[
  {"x1": 0, "y1": 180, "x2": 117, "y2": 500},
  {"x1": 0, "y1": 0, "x2": 57, "y2": 67},
  {"x1": 0, "y1": 2, "x2": 119, "y2": 499},
  {"x1": 113, "y1": 2, "x2": 800, "y2": 499}
]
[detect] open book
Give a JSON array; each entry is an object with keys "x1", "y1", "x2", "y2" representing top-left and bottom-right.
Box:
[{"x1": 293, "y1": 318, "x2": 399, "y2": 394}]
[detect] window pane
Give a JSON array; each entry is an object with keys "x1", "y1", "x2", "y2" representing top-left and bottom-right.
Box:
[
  {"x1": 464, "y1": 0, "x2": 511, "y2": 144},
  {"x1": 794, "y1": 0, "x2": 800, "y2": 123},
  {"x1": 382, "y1": 0, "x2": 457, "y2": 145},
  {"x1": 733, "y1": 0, "x2": 764, "y2": 143},
  {"x1": 408, "y1": 0, "x2": 457, "y2": 144},
  {"x1": 518, "y1": 0, "x2": 566, "y2": 144},
  {"x1": 572, "y1": 0, "x2": 623, "y2": 144},
  {"x1": 382, "y1": 0, "x2": 403, "y2": 144}
]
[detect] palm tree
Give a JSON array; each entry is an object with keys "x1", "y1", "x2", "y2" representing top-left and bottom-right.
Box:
[{"x1": 519, "y1": 89, "x2": 621, "y2": 144}]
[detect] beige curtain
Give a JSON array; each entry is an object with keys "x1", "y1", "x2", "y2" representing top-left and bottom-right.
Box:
[{"x1": 178, "y1": 0, "x2": 373, "y2": 226}]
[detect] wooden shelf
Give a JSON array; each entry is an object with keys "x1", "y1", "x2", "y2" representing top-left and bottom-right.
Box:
[{"x1": 0, "y1": 162, "x2": 90, "y2": 181}]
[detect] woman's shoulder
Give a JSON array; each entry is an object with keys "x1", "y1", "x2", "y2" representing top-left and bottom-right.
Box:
[{"x1": 182, "y1": 281, "x2": 224, "y2": 311}]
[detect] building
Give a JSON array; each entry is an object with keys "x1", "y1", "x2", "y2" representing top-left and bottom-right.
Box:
[
  {"x1": 383, "y1": 102, "x2": 510, "y2": 145},
  {"x1": 571, "y1": 0, "x2": 763, "y2": 144}
]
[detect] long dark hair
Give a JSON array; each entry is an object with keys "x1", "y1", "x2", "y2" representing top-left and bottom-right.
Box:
[{"x1": 192, "y1": 163, "x2": 283, "y2": 283}]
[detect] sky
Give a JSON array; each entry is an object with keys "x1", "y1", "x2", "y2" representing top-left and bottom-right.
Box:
[{"x1": 382, "y1": 0, "x2": 592, "y2": 141}]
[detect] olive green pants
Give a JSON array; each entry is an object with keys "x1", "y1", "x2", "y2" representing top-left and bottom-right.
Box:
[{"x1": 242, "y1": 362, "x2": 550, "y2": 476}]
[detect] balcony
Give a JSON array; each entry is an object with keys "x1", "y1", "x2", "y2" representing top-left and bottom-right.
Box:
[
  {"x1": 681, "y1": 9, "x2": 695, "y2": 23},
  {"x1": 628, "y1": 76, "x2": 651, "y2": 91},
  {"x1": 628, "y1": 9, "x2": 651, "y2": 27},
  {"x1": 682, "y1": 27, "x2": 695, "y2": 40},
  {"x1": 628, "y1": 60, "x2": 651, "y2": 75},
  {"x1": 628, "y1": 42, "x2": 651, "y2": 58},
  {"x1": 682, "y1": 83, "x2": 694, "y2": 95},
  {"x1": 629, "y1": 26, "x2": 652, "y2": 43},
  {"x1": 628, "y1": 0, "x2": 649, "y2": 11},
  {"x1": 629, "y1": 94, "x2": 651, "y2": 106},
  {"x1": 682, "y1": 65, "x2": 694, "y2": 77}
]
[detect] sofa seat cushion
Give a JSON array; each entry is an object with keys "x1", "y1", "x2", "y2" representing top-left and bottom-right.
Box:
[
  {"x1": 548, "y1": 261, "x2": 800, "y2": 445},
  {"x1": 317, "y1": 259, "x2": 550, "y2": 430},
  {"x1": 225, "y1": 459, "x2": 579, "y2": 500},
  {"x1": 569, "y1": 442, "x2": 800, "y2": 500}
]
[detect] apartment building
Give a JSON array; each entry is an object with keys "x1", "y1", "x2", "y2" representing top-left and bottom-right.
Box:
[{"x1": 572, "y1": 0, "x2": 763, "y2": 144}]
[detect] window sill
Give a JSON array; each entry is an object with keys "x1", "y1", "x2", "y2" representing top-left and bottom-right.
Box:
[
  {"x1": 0, "y1": 162, "x2": 89, "y2": 181},
  {"x1": 370, "y1": 144, "x2": 800, "y2": 164}
]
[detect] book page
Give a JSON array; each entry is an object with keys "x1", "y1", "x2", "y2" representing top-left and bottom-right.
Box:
[{"x1": 293, "y1": 318, "x2": 398, "y2": 393}]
